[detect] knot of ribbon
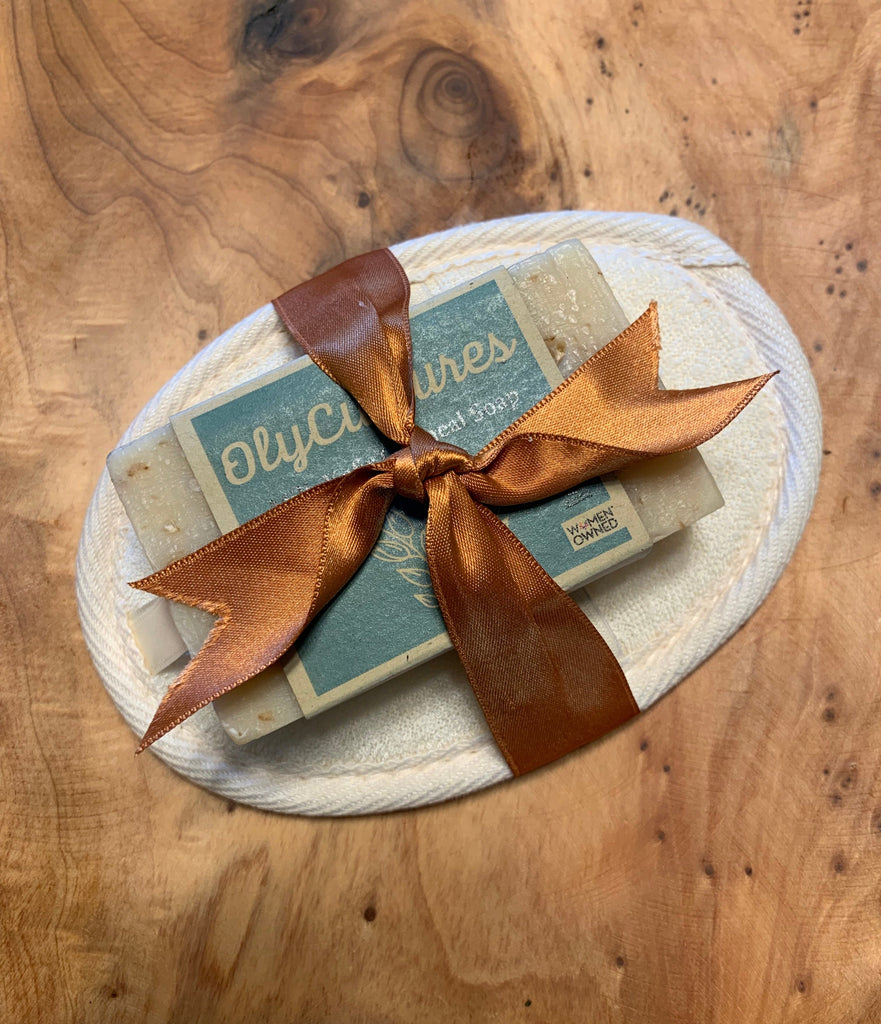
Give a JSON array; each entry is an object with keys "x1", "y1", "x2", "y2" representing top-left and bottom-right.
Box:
[
  {"x1": 132, "y1": 248, "x2": 773, "y2": 774},
  {"x1": 390, "y1": 426, "x2": 473, "y2": 502}
]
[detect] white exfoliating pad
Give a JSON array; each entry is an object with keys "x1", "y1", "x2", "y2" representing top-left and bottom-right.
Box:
[{"x1": 76, "y1": 212, "x2": 821, "y2": 815}]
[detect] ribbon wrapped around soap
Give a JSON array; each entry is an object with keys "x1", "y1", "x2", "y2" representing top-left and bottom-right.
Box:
[{"x1": 125, "y1": 248, "x2": 773, "y2": 775}]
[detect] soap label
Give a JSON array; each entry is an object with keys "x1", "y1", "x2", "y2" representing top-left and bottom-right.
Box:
[{"x1": 172, "y1": 270, "x2": 650, "y2": 715}]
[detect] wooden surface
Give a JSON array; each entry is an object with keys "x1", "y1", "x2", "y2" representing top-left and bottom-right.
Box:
[{"x1": 2, "y1": 0, "x2": 879, "y2": 1020}]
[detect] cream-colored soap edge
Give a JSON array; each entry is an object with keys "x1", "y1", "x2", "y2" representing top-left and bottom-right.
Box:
[
  {"x1": 517, "y1": 241, "x2": 724, "y2": 543},
  {"x1": 107, "y1": 424, "x2": 306, "y2": 740}
]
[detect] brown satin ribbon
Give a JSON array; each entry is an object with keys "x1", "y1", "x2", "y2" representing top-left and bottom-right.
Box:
[{"x1": 132, "y1": 248, "x2": 773, "y2": 774}]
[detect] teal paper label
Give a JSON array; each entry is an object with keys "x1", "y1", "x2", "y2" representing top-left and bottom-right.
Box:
[{"x1": 173, "y1": 270, "x2": 650, "y2": 714}]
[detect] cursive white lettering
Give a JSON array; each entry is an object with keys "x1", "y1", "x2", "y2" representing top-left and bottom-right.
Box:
[
  {"x1": 411, "y1": 333, "x2": 518, "y2": 401},
  {"x1": 221, "y1": 400, "x2": 366, "y2": 485},
  {"x1": 222, "y1": 441, "x2": 256, "y2": 484},
  {"x1": 308, "y1": 402, "x2": 347, "y2": 446}
]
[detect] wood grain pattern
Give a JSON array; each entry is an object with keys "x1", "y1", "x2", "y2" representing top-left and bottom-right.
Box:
[{"x1": 1, "y1": 0, "x2": 880, "y2": 1020}]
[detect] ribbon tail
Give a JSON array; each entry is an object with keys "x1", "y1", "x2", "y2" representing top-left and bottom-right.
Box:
[
  {"x1": 424, "y1": 473, "x2": 639, "y2": 776},
  {"x1": 131, "y1": 468, "x2": 393, "y2": 751},
  {"x1": 467, "y1": 303, "x2": 775, "y2": 506}
]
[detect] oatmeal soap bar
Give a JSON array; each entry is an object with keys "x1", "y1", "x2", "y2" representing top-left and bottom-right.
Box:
[{"x1": 108, "y1": 241, "x2": 722, "y2": 744}]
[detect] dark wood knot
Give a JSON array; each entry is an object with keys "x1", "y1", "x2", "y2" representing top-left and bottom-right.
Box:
[
  {"x1": 242, "y1": 0, "x2": 336, "y2": 67},
  {"x1": 399, "y1": 47, "x2": 515, "y2": 181}
]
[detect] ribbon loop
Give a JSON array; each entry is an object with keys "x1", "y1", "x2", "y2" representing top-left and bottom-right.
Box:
[{"x1": 273, "y1": 249, "x2": 416, "y2": 446}]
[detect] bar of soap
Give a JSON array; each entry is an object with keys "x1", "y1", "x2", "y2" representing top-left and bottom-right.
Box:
[
  {"x1": 108, "y1": 241, "x2": 723, "y2": 744},
  {"x1": 508, "y1": 243, "x2": 722, "y2": 542},
  {"x1": 126, "y1": 597, "x2": 187, "y2": 675}
]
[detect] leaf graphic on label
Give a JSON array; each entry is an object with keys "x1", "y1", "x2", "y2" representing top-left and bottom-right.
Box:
[
  {"x1": 413, "y1": 592, "x2": 440, "y2": 609},
  {"x1": 385, "y1": 508, "x2": 414, "y2": 540},
  {"x1": 372, "y1": 509, "x2": 426, "y2": 564},
  {"x1": 397, "y1": 566, "x2": 433, "y2": 588},
  {"x1": 372, "y1": 537, "x2": 414, "y2": 563}
]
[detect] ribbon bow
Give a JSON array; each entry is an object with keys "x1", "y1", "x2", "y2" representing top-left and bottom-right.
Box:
[{"x1": 133, "y1": 249, "x2": 772, "y2": 773}]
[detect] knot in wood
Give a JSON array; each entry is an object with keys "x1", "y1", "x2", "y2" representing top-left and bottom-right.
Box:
[{"x1": 399, "y1": 47, "x2": 515, "y2": 182}]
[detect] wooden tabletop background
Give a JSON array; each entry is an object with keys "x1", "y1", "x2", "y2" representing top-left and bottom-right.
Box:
[{"x1": 2, "y1": 0, "x2": 880, "y2": 1021}]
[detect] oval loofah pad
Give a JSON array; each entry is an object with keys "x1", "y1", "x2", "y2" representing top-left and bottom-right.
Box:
[{"x1": 76, "y1": 212, "x2": 821, "y2": 815}]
